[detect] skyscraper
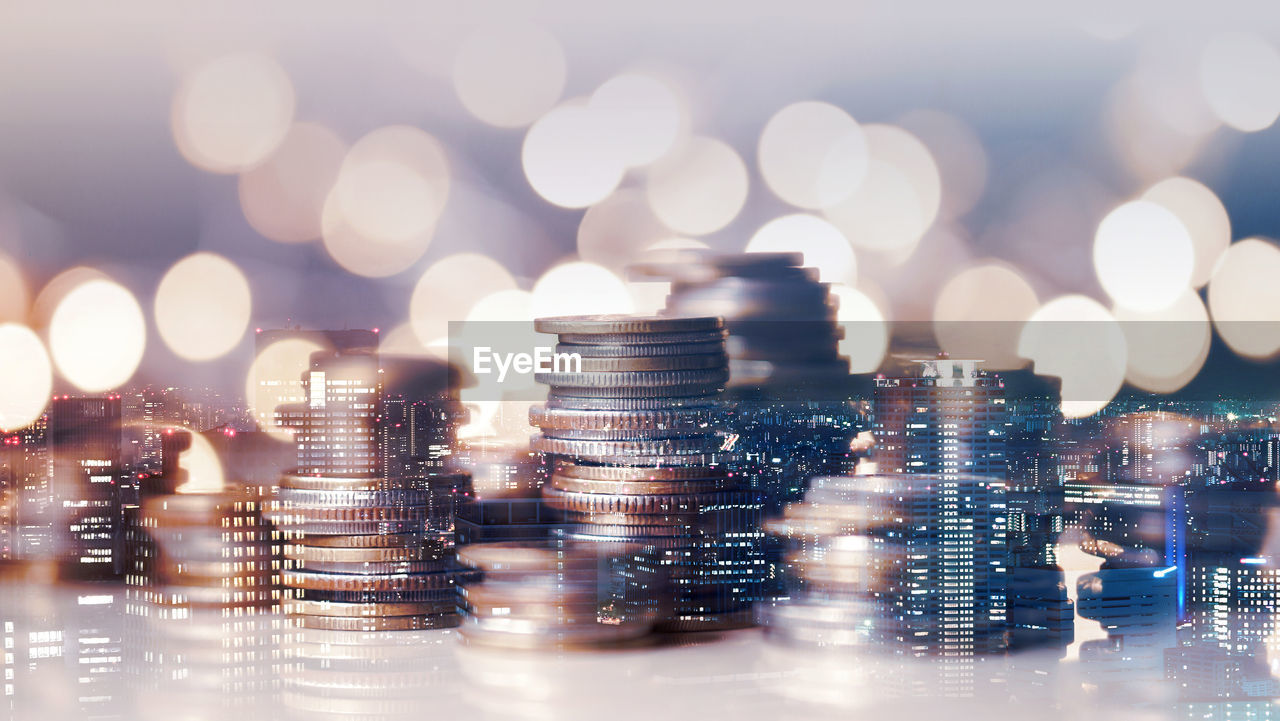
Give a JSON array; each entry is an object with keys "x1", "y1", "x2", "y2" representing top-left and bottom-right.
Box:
[
  {"x1": 870, "y1": 358, "x2": 1011, "y2": 663},
  {"x1": 873, "y1": 357, "x2": 1008, "y2": 478},
  {"x1": 253, "y1": 328, "x2": 378, "y2": 437},
  {"x1": 48, "y1": 396, "x2": 122, "y2": 579},
  {"x1": 292, "y1": 349, "x2": 381, "y2": 477}
]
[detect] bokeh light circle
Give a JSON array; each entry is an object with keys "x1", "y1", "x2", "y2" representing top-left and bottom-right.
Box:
[
  {"x1": 824, "y1": 124, "x2": 941, "y2": 254},
  {"x1": 1207, "y1": 238, "x2": 1280, "y2": 359},
  {"x1": 646, "y1": 136, "x2": 748, "y2": 235},
  {"x1": 49, "y1": 279, "x2": 146, "y2": 392},
  {"x1": 1093, "y1": 200, "x2": 1194, "y2": 312},
  {"x1": 523, "y1": 103, "x2": 625, "y2": 209},
  {"x1": 1199, "y1": 33, "x2": 1280, "y2": 133},
  {"x1": 898, "y1": 109, "x2": 989, "y2": 219},
  {"x1": 0, "y1": 251, "x2": 28, "y2": 323},
  {"x1": 322, "y1": 126, "x2": 450, "y2": 277},
  {"x1": 746, "y1": 214, "x2": 857, "y2": 284},
  {"x1": 758, "y1": 101, "x2": 868, "y2": 209},
  {"x1": 1141, "y1": 176, "x2": 1230, "y2": 288},
  {"x1": 1019, "y1": 295, "x2": 1127, "y2": 419},
  {"x1": 155, "y1": 253, "x2": 252, "y2": 361},
  {"x1": 172, "y1": 52, "x2": 296, "y2": 174},
  {"x1": 577, "y1": 189, "x2": 670, "y2": 272},
  {"x1": 830, "y1": 284, "x2": 888, "y2": 374},
  {"x1": 410, "y1": 253, "x2": 517, "y2": 345},
  {"x1": 172, "y1": 429, "x2": 226, "y2": 494},
  {"x1": 532, "y1": 262, "x2": 635, "y2": 317},
  {"x1": 1115, "y1": 290, "x2": 1210, "y2": 394},
  {"x1": 334, "y1": 126, "x2": 450, "y2": 242},
  {"x1": 453, "y1": 24, "x2": 566, "y2": 128},
  {"x1": 933, "y1": 262, "x2": 1039, "y2": 370},
  {"x1": 589, "y1": 73, "x2": 684, "y2": 168},
  {"x1": 0, "y1": 324, "x2": 52, "y2": 431},
  {"x1": 32, "y1": 267, "x2": 110, "y2": 328},
  {"x1": 245, "y1": 337, "x2": 323, "y2": 438},
  {"x1": 238, "y1": 122, "x2": 346, "y2": 244}
]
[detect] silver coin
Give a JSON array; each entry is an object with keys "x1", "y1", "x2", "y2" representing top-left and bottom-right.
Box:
[
  {"x1": 555, "y1": 329, "x2": 727, "y2": 345},
  {"x1": 555, "y1": 341, "x2": 725, "y2": 358},
  {"x1": 531, "y1": 434, "x2": 728, "y2": 458},
  {"x1": 544, "y1": 486, "x2": 762, "y2": 514},
  {"x1": 530, "y1": 404, "x2": 719, "y2": 431},
  {"x1": 572, "y1": 354, "x2": 727, "y2": 372},
  {"x1": 547, "y1": 383, "x2": 725, "y2": 400},
  {"x1": 534, "y1": 315, "x2": 721, "y2": 335},
  {"x1": 537, "y1": 426, "x2": 718, "y2": 441},
  {"x1": 275, "y1": 488, "x2": 438, "y2": 507},
  {"x1": 290, "y1": 559, "x2": 457, "y2": 575},
  {"x1": 536, "y1": 368, "x2": 728, "y2": 389},
  {"x1": 288, "y1": 520, "x2": 426, "y2": 536},
  {"x1": 544, "y1": 395, "x2": 719, "y2": 411}
]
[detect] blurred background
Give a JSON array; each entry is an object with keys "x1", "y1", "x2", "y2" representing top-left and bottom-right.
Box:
[{"x1": 2, "y1": 1, "x2": 1280, "y2": 402}]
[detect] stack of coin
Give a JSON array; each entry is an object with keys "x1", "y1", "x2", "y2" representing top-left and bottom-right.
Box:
[
  {"x1": 123, "y1": 488, "x2": 290, "y2": 719},
  {"x1": 757, "y1": 475, "x2": 905, "y2": 650},
  {"x1": 630, "y1": 251, "x2": 849, "y2": 389},
  {"x1": 127, "y1": 489, "x2": 284, "y2": 611},
  {"x1": 530, "y1": 314, "x2": 767, "y2": 631},
  {"x1": 282, "y1": 627, "x2": 461, "y2": 721},
  {"x1": 276, "y1": 472, "x2": 473, "y2": 631},
  {"x1": 456, "y1": 540, "x2": 652, "y2": 649}
]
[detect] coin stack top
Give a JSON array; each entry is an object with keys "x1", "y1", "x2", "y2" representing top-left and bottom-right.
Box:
[
  {"x1": 630, "y1": 251, "x2": 850, "y2": 390},
  {"x1": 528, "y1": 314, "x2": 767, "y2": 632}
]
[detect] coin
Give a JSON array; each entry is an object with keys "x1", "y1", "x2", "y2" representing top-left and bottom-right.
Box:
[
  {"x1": 534, "y1": 315, "x2": 722, "y2": 335},
  {"x1": 293, "y1": 588, "x2": 460, "y2": 604},
  {"x1": 544, "y1": 394, "x2": 719, "y2": 411},
  {"x1": 275, "y1": 488, "x2": 439, "y2": 507},
  {"x1": 573, "y1": 354, "x2": 728, "y2": 373},
  {"x1": 544, "y1": 487, "x2": 759, "y2": 515},
  {"x1": 285, "y1": 520, "x2": 427, "y2": 536},
  {"x1": 284, "y1": 570, "x2": 460, "y2": 592},
  {"x1": 456, "y1": 542, "x2": 595, "y2": 572},
  {"x1": 532, "y1": 435, "x2": 727, "y2": 459},
  {"x1": 457, "y1": 617, "x2": 650, "y2": 650},
  {"x1": 286, "y1": 544, "x2": 445, "y2": 563},
  {"x1": 277, "y1": 505, "x2": 436, "y2": 522},
  {"x1": 285, "y1": 598, "x2": 455, "y2": 617},
  {"x1": 530, "y1": 405, "x2": 718, "y2": 431},
  {"x1": 280, "y1": 473, "x2": 468, "y2": 492},
  {"x1": 549, "y1": 474, "x2": 738, "y2": 495},
  {"x1": 295, "y1": 614, "x2": 461, "y2": 632},
  {"x1": 555, "y1": 329, "x2": 727, "y2": 346},
  {"x1": 291, "y1": 559, "x2": 455, "y2": 575},
  {"x1": 555, "y1": 341, "x2": 725, "y2": 358},
  {"x1": 556, "y1": 510, "x2": 722, "y2": 527},
  {"x1": 290, "y1": 532, "x2": 434, "y2": 549},
  {"x1": 537, "y1": 426, "x2": 717, "y2": 442},
  {"x1": 554, "y1": 462, "x2": 728, "y2": 481},
  {"x1": 537, "y1": 368, "x2": 728, "y2": 389}
]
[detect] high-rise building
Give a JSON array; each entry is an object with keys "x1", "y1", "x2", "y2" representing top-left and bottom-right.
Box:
[
  {"x1": 48, "y1": 396, "x2": 122, "y2": 578},
  {"x1": 253, "y1": 328, "x2": 378, "y2": 436},
  {"x1": 291, "y1": 349, "x2": 381, "y2": 477},
  {"x1": 2, "y1": 417, "x2": 53, "y2": 559},
  {"x1": 869, "y1": 357, "x2": 1012, "y2": 660},
  {"x1": 872, "y1": 357, "x2": 1008, "y2": 478}
]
